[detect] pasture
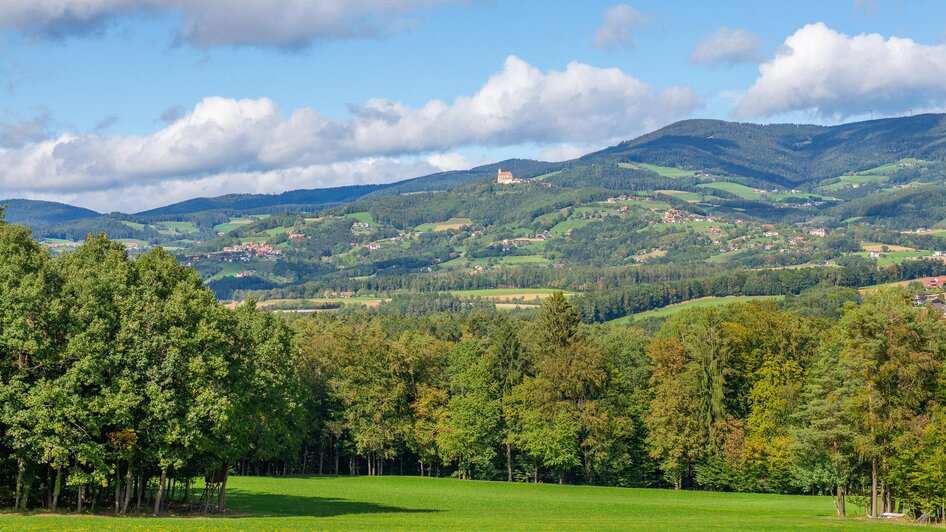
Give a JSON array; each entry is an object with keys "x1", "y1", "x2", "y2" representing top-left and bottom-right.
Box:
[
  {"x1": 696, "y1": 182, "x2": 761, "y2": 200},
  {"x1": 0, "y1": 475, "x2": 909, "y2": 531},
  {"x1": 415, "y1": 217, "x2": 472, "y2": 232},
  {"x1": 618, "y1": 162, "x2": 696, "y2": 178},
  {"x1": 610, "y1": 295, "x2": 785, "y2": 324},
  {"x1": 450, "y1": 288, "x2": 570, "y2": 301}
]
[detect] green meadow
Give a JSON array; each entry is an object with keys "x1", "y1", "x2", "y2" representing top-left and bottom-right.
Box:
[
  {"x1": 0, "y1": 475, "x2": 907, "y2": 531},
  {"x1": 696, "y1": 182, "x2": 761, "y2": 200},
  {"x1": 610, "y1": 295, "x2": 785, "y2": 323}
]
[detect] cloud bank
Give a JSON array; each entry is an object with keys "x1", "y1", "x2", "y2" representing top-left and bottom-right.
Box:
[
  {"x1": 735, "y1": 23, "x2": 946, "y2": 119},
  {"x1": 0, "y1": 56, "x2": 699, "y2": 211}
]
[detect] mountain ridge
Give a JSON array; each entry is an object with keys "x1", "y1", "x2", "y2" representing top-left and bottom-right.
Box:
[{"x1": 8, "y1": 113, "x2": 946, "y2": 222}]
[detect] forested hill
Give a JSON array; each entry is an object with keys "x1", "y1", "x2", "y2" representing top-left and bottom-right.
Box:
[
  {"x1": 136, "y1": 183, "x2": 387, "y2": 217},
  {"x1": 585, "y1": 113, "x2": 946, "y2": 185},
  {"x1": 0, "y1": 199, "x2": 100, "y2": 226}
]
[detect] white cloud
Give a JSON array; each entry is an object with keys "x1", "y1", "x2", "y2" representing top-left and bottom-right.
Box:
[
  {"x1": 734, "y1": 23, "x2": 946, "y2": 119},
  {"x1": 592, "y1": 4, "x2": 646, "y2": 51},
  {"x1": 0, "y1": 56, "x2": 698, "y2": 211},
  {"x1": 539, "y1": 143, "x2": 597, "y2": 162},
  {"x1": 0, "y1": 0, "x2": 457, "y2": 48},
  {"x1": 19, "y1": 157, "x2": 456, "y2": 213},
  {"x1": 690, "y1": 27, "x2": 760, "y2": 66}
]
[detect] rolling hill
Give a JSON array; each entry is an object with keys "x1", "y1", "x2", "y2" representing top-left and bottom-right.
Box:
[
  {"x1": 9, "y1": 113, "x2": 946, "y2": 227},
  {"x1": 0, "y1": 199, "x2": 100, "y2": 226},
  {"x1": 586, "y1": 114, "x2": 946, "y2": 185}
]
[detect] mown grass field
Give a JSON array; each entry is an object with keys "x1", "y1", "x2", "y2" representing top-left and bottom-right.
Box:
[
  {"x1": 415, "y1": 217, "x2": 472, "y2": 232},
  {"x1": 450, "y1": 288, "x2": 567, "y2": 299},
  {"x1": 696, "y1": 182, "x2": 761, "y2": 200},
  {"x1": 610, "y1": 295, "x2": 785, "y2": 324},
  {"x1": 0, "y1": 475, "x2": 911, "y2": 531},
  {"x1": 618, "y1": 162, "x2": 695, "y2": 178}
]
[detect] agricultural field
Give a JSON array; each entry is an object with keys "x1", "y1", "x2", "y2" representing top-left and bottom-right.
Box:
[
  {"x1": 656, "y1": 189, "x2": 701, "y2": 201},
  {"x1": 0, "y1": 475, "x2": 902, "y2": 531},
  {"x1": 155, "y1": 221, "x2": 199, "y2": 234},
  {"x1": 854, "y1": 249, "x2": 931, "y2": 266},
  {"x1": 618, "y1": 162, "x2": 696, "y2": 178},
  {"x1": 415, "y1": 217, "x2": 472, "y2": 232},
  {"x1": 213, "y1": 218, "x2": 255, "y2": 234},
  {"x1": 610, "y1": 295, "x2": 785, "y2": 324},
  {"x1": 256, "y1": 297, "x2": 386, "y2": 308},
  {"x1": 347, "y1": 212, "x2": 374, "y2": 224},
  {"x1": 696, "y1": 182, "x2": 761, "y2": 200},
  {"x1": 550, "y1": 218, "x2": 592, "y2": 235},
  {"x1": 450, "y1": 288, "x2": 571, "y2": 301}
]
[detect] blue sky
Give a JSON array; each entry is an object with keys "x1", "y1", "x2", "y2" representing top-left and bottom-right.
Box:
[{"x1": 1, "y1": 0, "x2": 946, "y2": 211}]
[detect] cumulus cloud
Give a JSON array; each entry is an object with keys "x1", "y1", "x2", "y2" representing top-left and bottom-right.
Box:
[
  {"x1": 592, "y1": 4, "x2": 646, "y2": 50},
  {"x1": 22, "y1": 156, "x2": 462, "y2": 213},
  {"x1": 734, "y1": 23, "x2": 946, "y2": 119},
  {"x1": 0, "y1": 0, "x2": 457, "y2": 48},
  {"x1": 690, "y1": 27, "x2": 761, "y2": 66},
  {"x1": 1, "y1": 56, "x2": 698, "y2": 211}
]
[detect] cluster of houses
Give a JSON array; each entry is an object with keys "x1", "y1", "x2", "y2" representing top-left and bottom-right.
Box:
[{"x1": 221, "y1": 242, "x2": 283, "y2": 258}]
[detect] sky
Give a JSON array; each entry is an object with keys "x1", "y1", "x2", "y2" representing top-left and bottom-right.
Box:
[{"x1": 2, "y1": 0, "x2": 946, "y2": 212}]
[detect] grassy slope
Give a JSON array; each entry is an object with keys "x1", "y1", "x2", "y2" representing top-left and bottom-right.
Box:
[
  {"x1": 610, "y1": 295, "x2": 785, "y2": 324},
  {"x1": 696, "y1": 182, "x2": 760, "y2": 200},
  {"x1": 0, "y1": 475, "x2": 907, "y2": 531}
]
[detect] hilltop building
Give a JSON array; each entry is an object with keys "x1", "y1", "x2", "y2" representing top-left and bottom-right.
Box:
[{"x1": 497, "y1": 168, "x2": 516, "y2": 184}]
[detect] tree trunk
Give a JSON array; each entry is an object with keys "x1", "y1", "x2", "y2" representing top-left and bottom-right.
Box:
[
  {"x1": 217, "y1": 465, "x2": 229, "y2": 513},
  {"x1": 153, "y1": 468, "x2": 167, "y2": 515},
  {"x1": 870, "y1": 458, "x2": 878, "y2": 518},
  {"x1": 14, "y1": 457, "x2": 24, "y2": 511},
  {"x1": 506, "y1": 444, "x2": 512, "y2": 482},
  {"x1": 121, "y1": 465, "x2": 132, "y2": 514},
  {"x1": 114, "y1": 463, "x2": 122, "y2": 514},
  {"x1": 77, "y1": 485, "x2": 84, "y2": 514},
  {"x1": 836, "y1": 485, "x2": 845, "y2": 517},
  {"x1": 137, "y1": 476, "x2": 145, "y2": 513},
  {"x1": 51, "y1": 468, "x2": 62, "y2": 512}
]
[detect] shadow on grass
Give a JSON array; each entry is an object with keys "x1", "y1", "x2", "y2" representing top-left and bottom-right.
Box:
[{"x1": 224, "y1": 490, "x2": 440, "y2": 519}]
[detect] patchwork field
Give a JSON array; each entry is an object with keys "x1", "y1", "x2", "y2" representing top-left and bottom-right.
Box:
[{"x1": 0, "y1": 475, "x2": 907, "y2": 531}]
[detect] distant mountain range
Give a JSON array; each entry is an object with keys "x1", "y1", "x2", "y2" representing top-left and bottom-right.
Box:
[{"x1": 6, "y1": 113, "x2": 946, "y2": 226}]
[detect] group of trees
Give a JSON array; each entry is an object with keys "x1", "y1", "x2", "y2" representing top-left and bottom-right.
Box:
[
  {"x1": 0, "y1": 218, "x2": 303, "y2": 514},
  {"x1": 294, "y1": 291, "x2": 946, "y2": 520},
  {"x1": 4, "y1": 216, "x2": 946, "y2": 522}
]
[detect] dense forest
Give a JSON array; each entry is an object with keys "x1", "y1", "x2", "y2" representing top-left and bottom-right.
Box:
[{"x1": 2, "y1": 214, "x2": 945, "y2": 522}]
